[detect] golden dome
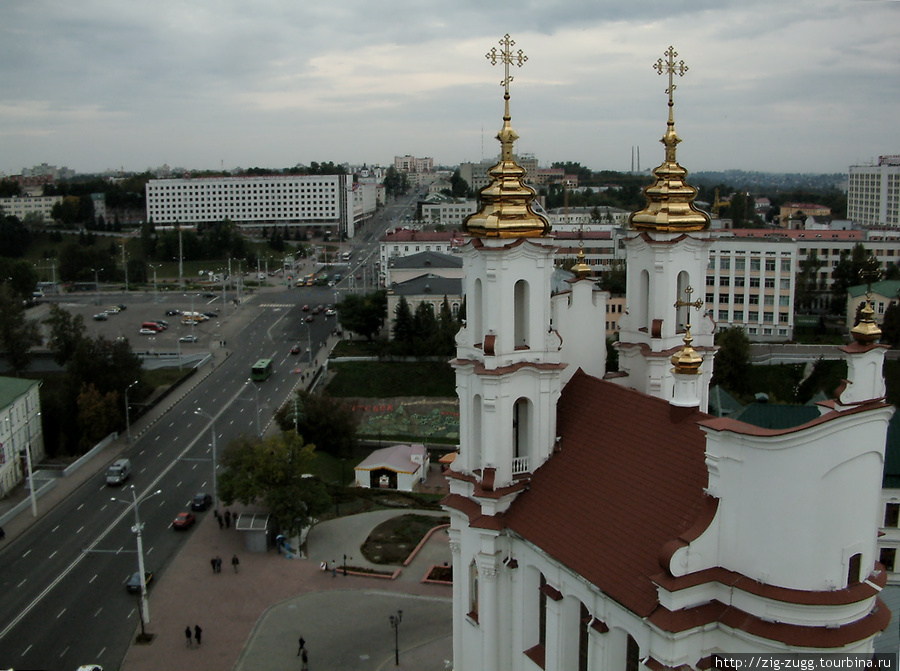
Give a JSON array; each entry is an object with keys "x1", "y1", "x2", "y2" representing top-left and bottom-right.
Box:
[{"x1": 851, "y1": 295, "x2": 882, "y2": 344}]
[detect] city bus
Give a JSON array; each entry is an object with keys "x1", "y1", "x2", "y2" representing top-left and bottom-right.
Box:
[{"x1": 251, "y1": 358, "x2": 274, "y2": 381}]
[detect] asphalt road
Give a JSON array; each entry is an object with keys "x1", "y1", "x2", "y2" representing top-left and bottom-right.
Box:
[{"x1": 0, "y1": 284, "x2": 339, "y2": 671}]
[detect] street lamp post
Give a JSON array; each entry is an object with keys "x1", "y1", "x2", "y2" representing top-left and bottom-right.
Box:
[
  {"x1": 124, "y1": 380, "x2": 138, "y2": 443},
  {"x1": 389, "y1": 609, "x2": 403, "y2": 666},
  {"x1": 194, "y1": 408, "x2": 219, "y2": 514},
  {"x1": 112, "y1": 486, "x2": 162, "y2": 635}
]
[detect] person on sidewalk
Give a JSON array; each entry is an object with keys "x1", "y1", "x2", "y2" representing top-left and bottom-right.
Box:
[
  {"x1": 224, "y1": 510, "x2": 231, "y2": 528},
  {"x1": 301, "y1": 647, "x2": 309, "y2": 670},
  {"x1": 209, "y1": 557, "x2": 216, "y2": 573},
  {"x1": 194, "y1": 625, "x2": 202, "y2": 646},
  {"x1": 297, "y1": 636, "x2": 305, "y2": 655},
  {"x1": 231, "y1": 554, "x2": 239, "y2": 573},
  {"x1": 185, "y1": 626, "x2": 193, "y2": 648},
  {"x1": 215, "y1": 555, "x2": 222, "y2": 573}
]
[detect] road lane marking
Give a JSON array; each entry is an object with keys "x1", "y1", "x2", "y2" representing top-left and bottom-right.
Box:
[
  {"x1": 21, "y1": 644, "x2": 32, "y2": 656},
  {"x1": 76, "y1": 526, "x2": 83, "y2": 534},
  {"x1": 51, "y1": 525, "x2": 59, "y2": 533},
  {"x1": 56, "y1": 607, "x2": 66, "y2": 619},
  {"x1": 77, "y1": 503, "x2": 84, "y2": 511},
  {"x1": 59, "y1": 646, "x2": 69, "y2": 657},
  {"x1": 0, "y1": 382, "x2": 253, "y2": 642},
  {"x1": 16, "y1": 579, "x2": 26, "y2": 588},
  {"x1": 48, "y1": 551, "x2": 57, "y2": 559},
  {"x1": 89, "y1": 574, "x2": 97, "y2": 583},
  {"x1": 22, "y1": 550, "x2": 30, "y2": 558},
  {"x1": 94, "y1": 607, "x2": 102, "y2": 617}
]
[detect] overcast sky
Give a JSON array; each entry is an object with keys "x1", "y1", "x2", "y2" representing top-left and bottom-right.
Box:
[{"x1": 1, "y1": 0, "x2": 898, "y2": 177}]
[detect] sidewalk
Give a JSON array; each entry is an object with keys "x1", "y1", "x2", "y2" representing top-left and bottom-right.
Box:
[{"x1": 120, "y1": 509, "x2": 452, "y2": 671}]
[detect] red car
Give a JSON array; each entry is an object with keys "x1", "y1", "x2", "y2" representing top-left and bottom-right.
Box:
[{"x1": 172, "y1": 511, "x2": 196, "y2": 529}]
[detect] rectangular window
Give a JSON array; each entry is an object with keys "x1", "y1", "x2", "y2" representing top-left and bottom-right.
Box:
[
  {"x1": 735, "y1": 277, "x2": 746, "y2": 287},
  {"x1": 749, "y1": 311, "x2": 759, "y2": 322},
  {"x1": 750, "y1": 259, "x2": 761, "y2": 271},
  {"x1": 879, "y1": 547, "x2": 897, "y2": 572},
  {"x1": 885, "y1": 503, "x2": 900, "y2": 527},
  {"x1": 765, "y1": 259, "x2": 776, "y2": 271},
  {"x1": 750, "y1": 278, "x2": 760, "y2": 288},
  {"x1": 719, "y1": 277, "x2": 730, "y2": 287},
  {"x1": 780, "y1": 278, "x2": 791, "y2": 289},
  {"x1": 781, "y1": 259, "x2": 792, "y2": 272},
  {"x1": 779, "y1": 312, "x2": 789, "y2": 323},
  {"x1": 706, "y1": 276, "x2": 715, "y2": 286},
  {"x1": 780, "y1": 295, "x2": 791, "y2": 306},
  {"x1": 764, "y1": 295, "x2": 775, "y2": 306},
  {"x1": 718, "y1": 293, "x2": 729, "y2": 303},
  {"x1": 764, "y1": 312, "x2": 774, "y2": 322},
  {"x1": 735, "y1": 258, "x2": 746, "y2": 271},
  {"x1": 734, "y1": 295, "x2": 745, "y2": 304},
  {"x1": 764, "y1": 278, "x2": 775, "y2": 288},
  {"x1": 720, "y1": 258, "x2": 731, "y2": 270},
  {"x1": 706, "y1": 293, "x2": 715, "y2": 303}
]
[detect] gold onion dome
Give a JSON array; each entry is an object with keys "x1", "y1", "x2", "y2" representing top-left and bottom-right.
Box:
[
  {"x1": 851, "y1": 296, "x2": 882, "y2": 344},
  {"x1": 571, "y1": 245, "x2": 592, "y2": 278},
  {"x1": 629, "y1": 47, "x2": 709, "y2": 233},
  {"x1": 671, "y1": 329, "x2": 703, "y2": 374},
  {"x1": 464, "y1": 35, "x2": 550, "y2": 239}
]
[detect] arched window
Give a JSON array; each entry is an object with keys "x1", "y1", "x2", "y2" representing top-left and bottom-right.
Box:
[
  {"x1": 626, "y1": 634, "x2": 639, "y2": 671},
  {"x1": 578, "y1": 602, "x2": 590, "y2": 671},
  {"x1": 471, "y1": 394, "x2": 482, "y2": 470},
  {"x1": 539, "y1": 574, "x2": 547, "y2": 648},
  {"x1": 514, "y1": 279, "x2": 530, "y2": 348},
  {"x1": 472, "y1": 279, "x2": 483, "y2": 346},
  {"x1": 639, "y1": 269, "x2": 650, "y2": 331},
  {"x1": 469, "y1": 560, "x2": 480, "y2": 621},
  {"x1": 513, "y1": 397, "x2": 531, "y2": 473},
  {"x1": 676, "y1": 271, "x2": 691, "y2": 332},
  {"x1": 848, "y1": 552, "x2": 862, "y2": 586}
]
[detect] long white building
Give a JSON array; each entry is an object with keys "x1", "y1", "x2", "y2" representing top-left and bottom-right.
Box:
[
  {"x1": 0, "y1": 377, "x2": 44, "y2": 499},
  {"x1": 0, "y1": 195, "x2": 62, "y2": 223},
  {"x1": 848, "y1": 155, "x2": 900, "y2": 229},
  {"x1": 145, "y1": 174, "x2": 377, "y2": 239}
]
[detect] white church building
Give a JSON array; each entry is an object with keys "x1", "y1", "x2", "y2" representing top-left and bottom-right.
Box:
[{"x1": 442, "y1": 41, "x2": 893, "y2": 669}]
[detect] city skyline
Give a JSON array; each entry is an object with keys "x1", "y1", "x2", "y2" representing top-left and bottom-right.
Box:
[{"x1": 1, "y1": 0, "x2": 898, "y2": 178}]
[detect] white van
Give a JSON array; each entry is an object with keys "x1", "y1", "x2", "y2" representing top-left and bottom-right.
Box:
[{"x1": 106, "y1": 459, "x2": 131, "y2": 486}]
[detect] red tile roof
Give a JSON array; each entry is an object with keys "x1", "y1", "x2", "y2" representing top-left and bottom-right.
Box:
[{"x1": 504, "y1": 369, "x2": 711, "y2": 616}]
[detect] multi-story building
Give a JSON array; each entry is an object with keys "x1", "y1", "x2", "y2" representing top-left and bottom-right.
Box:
[
  {"x1": 0, "y1": 377, "x2": 44, "y2": 499},
  {"x1": 420, "y1": 197, "x2": 478, "y2": 228},
  {"x1": 544, "y1": 206, "x2": 630, "y2": 230},
  {"x1": 145, "y1": 175, "x2": 375, "y2": 239},
  {"x1": 778, "y1": 202, "x2": 831, "y2": 227},
  {"x1": 848, "y1": 155, "x2": 900, "y2": 229},
  {"x1": 460, "y1": 154, "x2": 538, "y2": 192},
  {"x1": 393, "y1": 155, "x2": 433, "y2": 173},
  {"x1": 0, "y1": 195, "x2": 63, "y2": 224}
]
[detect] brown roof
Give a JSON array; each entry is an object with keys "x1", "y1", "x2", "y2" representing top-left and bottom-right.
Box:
[{"x1": 504, "y1": 369, "x2": 711, "y2": 616}]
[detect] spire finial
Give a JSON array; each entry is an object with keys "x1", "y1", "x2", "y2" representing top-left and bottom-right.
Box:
[
  {"x1": 851, "y1": 255, "x2": 883, "y2": 344},
  {"x1": 486, "y1": 34, "x2": 528, "y2": 98}
]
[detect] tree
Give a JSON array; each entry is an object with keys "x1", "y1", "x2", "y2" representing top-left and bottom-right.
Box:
[
  {"x1": 392, "y1": 296, "x2": 415, "y2": 353},
  {"x1": 0, "y1": 284, "x2": 41, "y2": 375},
  {"x1": 76, "y1": 383, "x2": 120, "y2": 450},
  {"x1": 217, "y1": 431, "x2": 331, "y2": 536},
  {"x1": 830, "y1": 244, "x2": 876, "y2": 314},
  {"x1": 437, "y1": 297, "x2": 459, "y2": 356},
  {"x1": 337, "y1": 290, "x2": 387, "y2": 341},
  {"x1": 0, "y1": 215, "x2": 31, "y2": 257},
  {"x1": 598, "y1": 260, "x2": 626, "y2": 294},
  {"x1": 45, "y1": 304, "x2": 88, "y2": 366},
  {"x1": 0, "y1": 257, "x2": 38, "y2": 298},
  {"x1": 383, "y1": 167, "x2": 409, "y2": 198},
  {"x1": 412, "y1": 301, "x2": 439, "y2": 356},
  {"x1": 881, "y1": 301, "x2": 900, "y2": 347},
  {"x1": 795, "y1": 250, "x2": 824, "y2": 312},
  {"x1": 711, "y1": 326, "x2": 752, "y2": 398},
  {"x1": 450, "y1": 170, "x2": 474, "y2": 198},
  {"x1": 274, "y1": 389, "x2": 359, "y2": 458}
]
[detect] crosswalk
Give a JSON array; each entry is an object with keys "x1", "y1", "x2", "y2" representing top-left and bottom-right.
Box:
[{"x1": 258, "y1": 303, "x2": 295, "y2": 309}]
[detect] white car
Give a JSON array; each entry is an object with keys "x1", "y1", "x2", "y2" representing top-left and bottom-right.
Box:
[
  {"x1": 139, "y1": 328, "x2": 157, "y2": 335},
  {"x1": 179, "y1": 334, "x2": 198, "y2": 343}
]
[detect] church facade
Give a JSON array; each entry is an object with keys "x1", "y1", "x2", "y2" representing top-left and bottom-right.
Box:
[{"x1": 443, "y1": 41, "x2": 892, "y2": 670}]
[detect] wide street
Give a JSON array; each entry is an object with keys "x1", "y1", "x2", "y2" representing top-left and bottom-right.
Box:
[{"x1": 0, "y1": 195, "x2": 418, "y2": 670}]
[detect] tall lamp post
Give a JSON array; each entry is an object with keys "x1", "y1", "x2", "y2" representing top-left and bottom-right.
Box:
[
  {"x1": 194, "y1": 408, "x2": 219, "y2": 514},
  {"x1": 389, "y1": 609, "x2": 403, "y2": 666},
  {"x1": 112, "y1": 486, "x2": 162, "y2": 636},
  {"x1": 124, "y1": 380, "x2": 138, "y2": 443}
]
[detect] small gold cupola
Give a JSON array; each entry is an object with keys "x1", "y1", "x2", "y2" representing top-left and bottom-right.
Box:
[
  {"x1": 629, "y1": 46, "x2": 710, "y2": 233},
  {"x1": 670, "y1": 287, "x2": 705, "y2": 374},
  {"x1": 851, "y1": 295, "x2": 883, "y2": 344},
  {"x1": 463, "y1": 34, "x2": 551, "y2": 239}
]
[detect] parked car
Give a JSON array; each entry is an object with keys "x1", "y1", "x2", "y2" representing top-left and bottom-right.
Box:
[
  {"x1": 116, "y1": 304, "x2": 127, "y2": 311},
  {"x1": 172, "y1": 511, "x2": 196, "y2": 529},
  {"x1": 105, "y1": 306, "x2": 120, "y2": 314},
  {"x1": 179, "y1": 334, "x2": 198, "y2": 343},
  {"x1": 125, "y1": 571, "x2": 153, "y2": 593},
  {"x1": 301, "y1": 304, "x2": 310, "y2": 312},
  {"x1": 191, "y1": 492, "x2": 213, "y2": 511},
  {"x1": 325, "y1": 308, "x2": 336, "y2": 316},
  {"x1": 165, "y1": 309, "x2": 181, "y2": 316},
  {"x1": 93, "y1": 312, "x2": 108, "y2": 321},
  {"x1": 139, "y1": 328, "x2": 157, "y2": 335},
  {"x1": 290, "y1": 344, "x2": 301, "y2": 355},
  {"x1": 203, "y1": 311, "x2": 218, "y2": 318},
  {"x1": 304, "y1": 315, "x2": 314, "y2": 323}
]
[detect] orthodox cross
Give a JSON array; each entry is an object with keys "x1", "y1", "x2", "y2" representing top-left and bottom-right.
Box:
[
  {"x1": 486, "y1": 34, "x2": 528, "y2": 97},
  {"x1": 653, "y1": 45, "x2": 688, "y2": 107},
  {"x1": 674, "y1": 286, "x2": 703, "y2": 330}
]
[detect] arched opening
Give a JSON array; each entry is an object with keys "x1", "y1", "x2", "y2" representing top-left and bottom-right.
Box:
[
  {"x1": 468, "y1": 560, "x2": 479, "y2": 621},
  {"x1": 514, "y1": 279, "x2": 530, "y2": 348},
  {"x1": 676, "y1": 271, "x2": 691, "y2": 332},
  {"x1": 471, "y1": 394, "x2": 482, "y2": 471},
  {"x1": 472, "y1": 279, "x2": 483, "y2": 347},
  {"x1": 847, "y1": 552, "x2": 862, "y2": 586},
  {"x1": 639, "y1": 269, "x2": 650, "y2": 331},
  {"x1": 513, "y1": 397, "x2": 532, "y2": 474}
]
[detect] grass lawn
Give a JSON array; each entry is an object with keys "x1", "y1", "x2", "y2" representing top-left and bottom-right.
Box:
[
  {"x1": 327, "y1": 360, "x2": 455, "y2": 397},
  {"x1": 360, "y1": 513, "x2": 450, "y2": 565}
]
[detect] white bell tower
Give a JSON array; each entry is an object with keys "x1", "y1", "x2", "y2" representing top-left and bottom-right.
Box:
[{"x1": 614, "y1": 46, "x2": 716, "y2": 411}]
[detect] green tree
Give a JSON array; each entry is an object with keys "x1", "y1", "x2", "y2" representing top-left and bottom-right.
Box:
[
  {"x1": 830, "y1": 244, "x2": 876, "y2": 314},
  {"x1": 450, "y1": 170, "x2": 474, "y2": 198},
  {"x1": 0, "y1": 215, "x2": 31, "y2": 257},
  {"x1": 795, "y1": 250, "x2": 824, "y2": 312},
  {"x1": 44, "y1": 304, "x2": 88, "y2": 366},
  {"x1": 711, "y1": 326, "x2": 752, "y2": 398},
  {"x1": 598, "y1": 260, "x2": 626, "y2": 294},
  {"x1": 76, "y1": 383, "x2": 120, "y2": 449},
  {"x1": 0, "y1": 257, "x2": 39, "y2": 298},
  {"x1": 0, "y1": 284, "x2": 41, "y2": 375},
  {"x1": 882, "y1": 301, "x2": 900, "y2": 348},
  {"x1": 337, "y1": 290, "x2": 387, "y2": 341},
  {"x1": 274, "y1": 389, "x2": 359, "y2": 458},
  {"x1": 412, "y1": 301, "x2": 438, "y2": 356},
  {"x1": 383, "y1": 167, "x2": 409, "y2": 198},
  {"x1": 437, "y1": 296, "x2": 458, "y2": 356},
  {"x1": 217, "y1": 431, "x2": 331, "y2": 536},
  {"x1": 392, "y1": 296, "x2": 415, "y2": 353}
]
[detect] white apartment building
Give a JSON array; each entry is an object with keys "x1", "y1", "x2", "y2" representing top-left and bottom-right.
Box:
[
  {"x1": 0, "y1": 195, "x2": 63, "y2": 223},
  {"x1": 393, "y1": 155, "x2": 433, "y2": 173},
  {"x1": 145, "y1": 174, "x2": 367, "y2": 238},
  {"x1": 545, "y1": 206, "x2": 630, "y2": 231},
  {"x1": 848, "y1": 155, "x2": 900, "y2": 229},
  {"x1": 420, "y1": 198, "x2": 478, "y2": 228},
  {"x1": 0, "y1": 377, "x2": 44, "y2": 499}
]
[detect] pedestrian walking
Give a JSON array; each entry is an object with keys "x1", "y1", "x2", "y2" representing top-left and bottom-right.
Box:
[
  {"x1": 232, "y1": 554, "x2": 240, "y2": 573},
  {"x1": 215, "y1": 555, "x2": 222, "y2": 573},
  {"x1": 210, "y1": 557, "x2": 216, "y2": 573},
  {"x1": 301, "y1": 647, "x2": 309, "y2": 670},
  {"x1": 297, "y1": 636, "x2": 305, "y2": 655},
  {"x1": 224, "y1": 510, "x2": 231, "y2": 528},
  {"x1": 0, "y1": 525, "x2": 5, "y2": 541},
  {"x1": 194, "y1": 625, "x2": 202, "y2": 646},
  {"x1": 185, "y1": 626, "x2": 193, "y2": 648}
]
